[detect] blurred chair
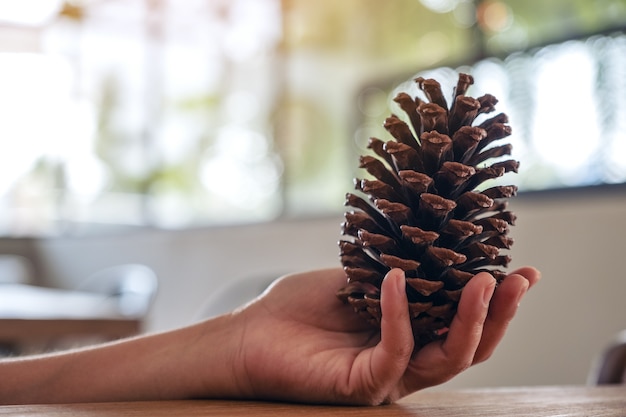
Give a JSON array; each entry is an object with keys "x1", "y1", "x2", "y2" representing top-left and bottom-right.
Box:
[
  {"x1": 587, "y1": 330, "x2": 626, "y2": 385},
  {"x1": 196, "y1": 274, "x2": 278, "y2": 319},
  {"x1": 76, "y1": 264, "x2": 159, "y2": 318},
  {"x1": 0, "y1": 255, "x2": 36, "y2": 355},
  {"x1": 0, "y1": 254, "x2": 34, "y2": 285},
  {"x1": 0, "y1": 263, "x2": 158, "y2": 356}
]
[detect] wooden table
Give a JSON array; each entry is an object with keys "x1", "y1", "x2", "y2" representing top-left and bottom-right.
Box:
[
  {"x1": 0, "y1": 284, "x2": 141, "y2": 352},
  {"x1": 0, "y1": 318, "x2": 140, "y2": 346},
  {"x1": 0, "y1": 385, "x2": 624, "y2": 416}
]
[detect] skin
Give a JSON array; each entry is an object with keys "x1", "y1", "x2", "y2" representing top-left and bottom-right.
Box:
[{"x1": 0, "y1": 266, "x2": 540, "y2": 406}]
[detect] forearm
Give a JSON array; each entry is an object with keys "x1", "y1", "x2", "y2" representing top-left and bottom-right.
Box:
[{"x1": 0, "y1": 314, "x2": 244, "y2": 405}]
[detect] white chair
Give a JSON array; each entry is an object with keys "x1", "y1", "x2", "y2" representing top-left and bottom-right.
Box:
[
  {"x1": 0, "y1": 254, "x2": 34, "y2": 285},
  {"x1": 76, "y1": 264, "x2": 158, "y2": 318},
  {"x1": 196, "y1": 275, "x2": 278, "y2": 319}
]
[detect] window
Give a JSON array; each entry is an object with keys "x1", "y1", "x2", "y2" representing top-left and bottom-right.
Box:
[
  {"x1": 0, "y1": 0, "x2": 624, "y2": 236},
  {"x1": 357, "y1": 31, "x2": 626, "y2": 193}
]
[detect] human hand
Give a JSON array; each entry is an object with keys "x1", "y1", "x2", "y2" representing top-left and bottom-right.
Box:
[{"x1": 232, "y1": 266, "x2": 540, "y2": 405}]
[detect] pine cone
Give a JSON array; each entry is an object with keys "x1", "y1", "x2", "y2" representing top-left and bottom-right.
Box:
[{"x1": 338, "y1": 73, "x2": 518, "y2": 347}]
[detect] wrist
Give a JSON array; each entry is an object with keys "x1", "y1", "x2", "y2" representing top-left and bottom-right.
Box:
[{"x1": 186, "y1": 311, "x2": 252, "y2": 400}]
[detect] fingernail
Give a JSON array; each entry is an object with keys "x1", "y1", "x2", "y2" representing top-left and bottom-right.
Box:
[
  {"x1": 395, "y1": 269, "x2": 406, "y2": 294},
  {"x1": 516, "y1": 283, "x2": 529, "y2": 307},
  {"x1": 483, "y1": 279, "x2": 496, "y2": 306}
]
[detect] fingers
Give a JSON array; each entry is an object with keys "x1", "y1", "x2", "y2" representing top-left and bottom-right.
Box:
[
  {"x1": 401, "y1": 272, "x2": 496, "y2": 394},
  {"x1": 398, "y1": 267, "x2": 541, "y2": 397},
  {"x1": 471, "y1": 273, "x2": 528, "y2": 363},
  {"x1": 509, "y1": 266, "x2": 541, "y2": 289},
  {"x1": 365, "y1": 269, "x2": 413, "y2": 401},
  {"x1": 438, "y1": 271, "x2": 496, "y2": 374},
  {"x1": 472, "y1": 266, "x2": 541, "y2": 364}
]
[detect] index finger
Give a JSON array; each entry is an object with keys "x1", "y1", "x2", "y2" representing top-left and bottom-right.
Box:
[{"x1": 400, "y1": 271, "x2": 496, "y2": 393}]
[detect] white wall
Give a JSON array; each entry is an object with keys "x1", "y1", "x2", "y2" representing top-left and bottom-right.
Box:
[{"x1": 14, "y1": 187, "x2": 626, "y2": 390}]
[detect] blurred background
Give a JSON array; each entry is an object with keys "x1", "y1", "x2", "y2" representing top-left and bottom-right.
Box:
[
  {"x1": 0, "y1": 0, "x2": 624, "y2": 234},
  {"x1": 0, "y1": 0, "x2": 625, "y2": 391}
]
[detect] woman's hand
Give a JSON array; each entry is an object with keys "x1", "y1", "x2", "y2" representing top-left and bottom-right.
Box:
[{"x1": 233, "y1": 266, "x2": 540, "y2": 405}]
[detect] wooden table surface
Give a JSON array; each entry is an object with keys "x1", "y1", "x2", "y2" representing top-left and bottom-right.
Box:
[
  {"x1": 0, "y1": 318, "x2": 140, "y2": 346},
  {"x1": 1, "y1": 385, "x2": 624, "y2": 416}
]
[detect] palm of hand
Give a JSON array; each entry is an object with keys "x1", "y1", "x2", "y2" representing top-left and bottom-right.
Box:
[{"x1": 236, "y1": 268, "x2": 380, "y2": 403}]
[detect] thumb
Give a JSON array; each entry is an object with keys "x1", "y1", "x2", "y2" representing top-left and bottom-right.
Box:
[{"x1": 368, "y1": 269, "x2": 413, "y2": 397}]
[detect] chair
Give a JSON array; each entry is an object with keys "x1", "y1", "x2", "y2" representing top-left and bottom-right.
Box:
[
  {"x1": 0, "y1": 254, "x2": 34, "y2": 285},
  {"x1": 196, "y1": 274, "x2": 278, "y2": 319},
  {"x1": 76, "y1": 264, "x2": 159, "y2": 318},
  {"x1": 587, "y1": 330, "x2": 626, "y2": 385}
]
